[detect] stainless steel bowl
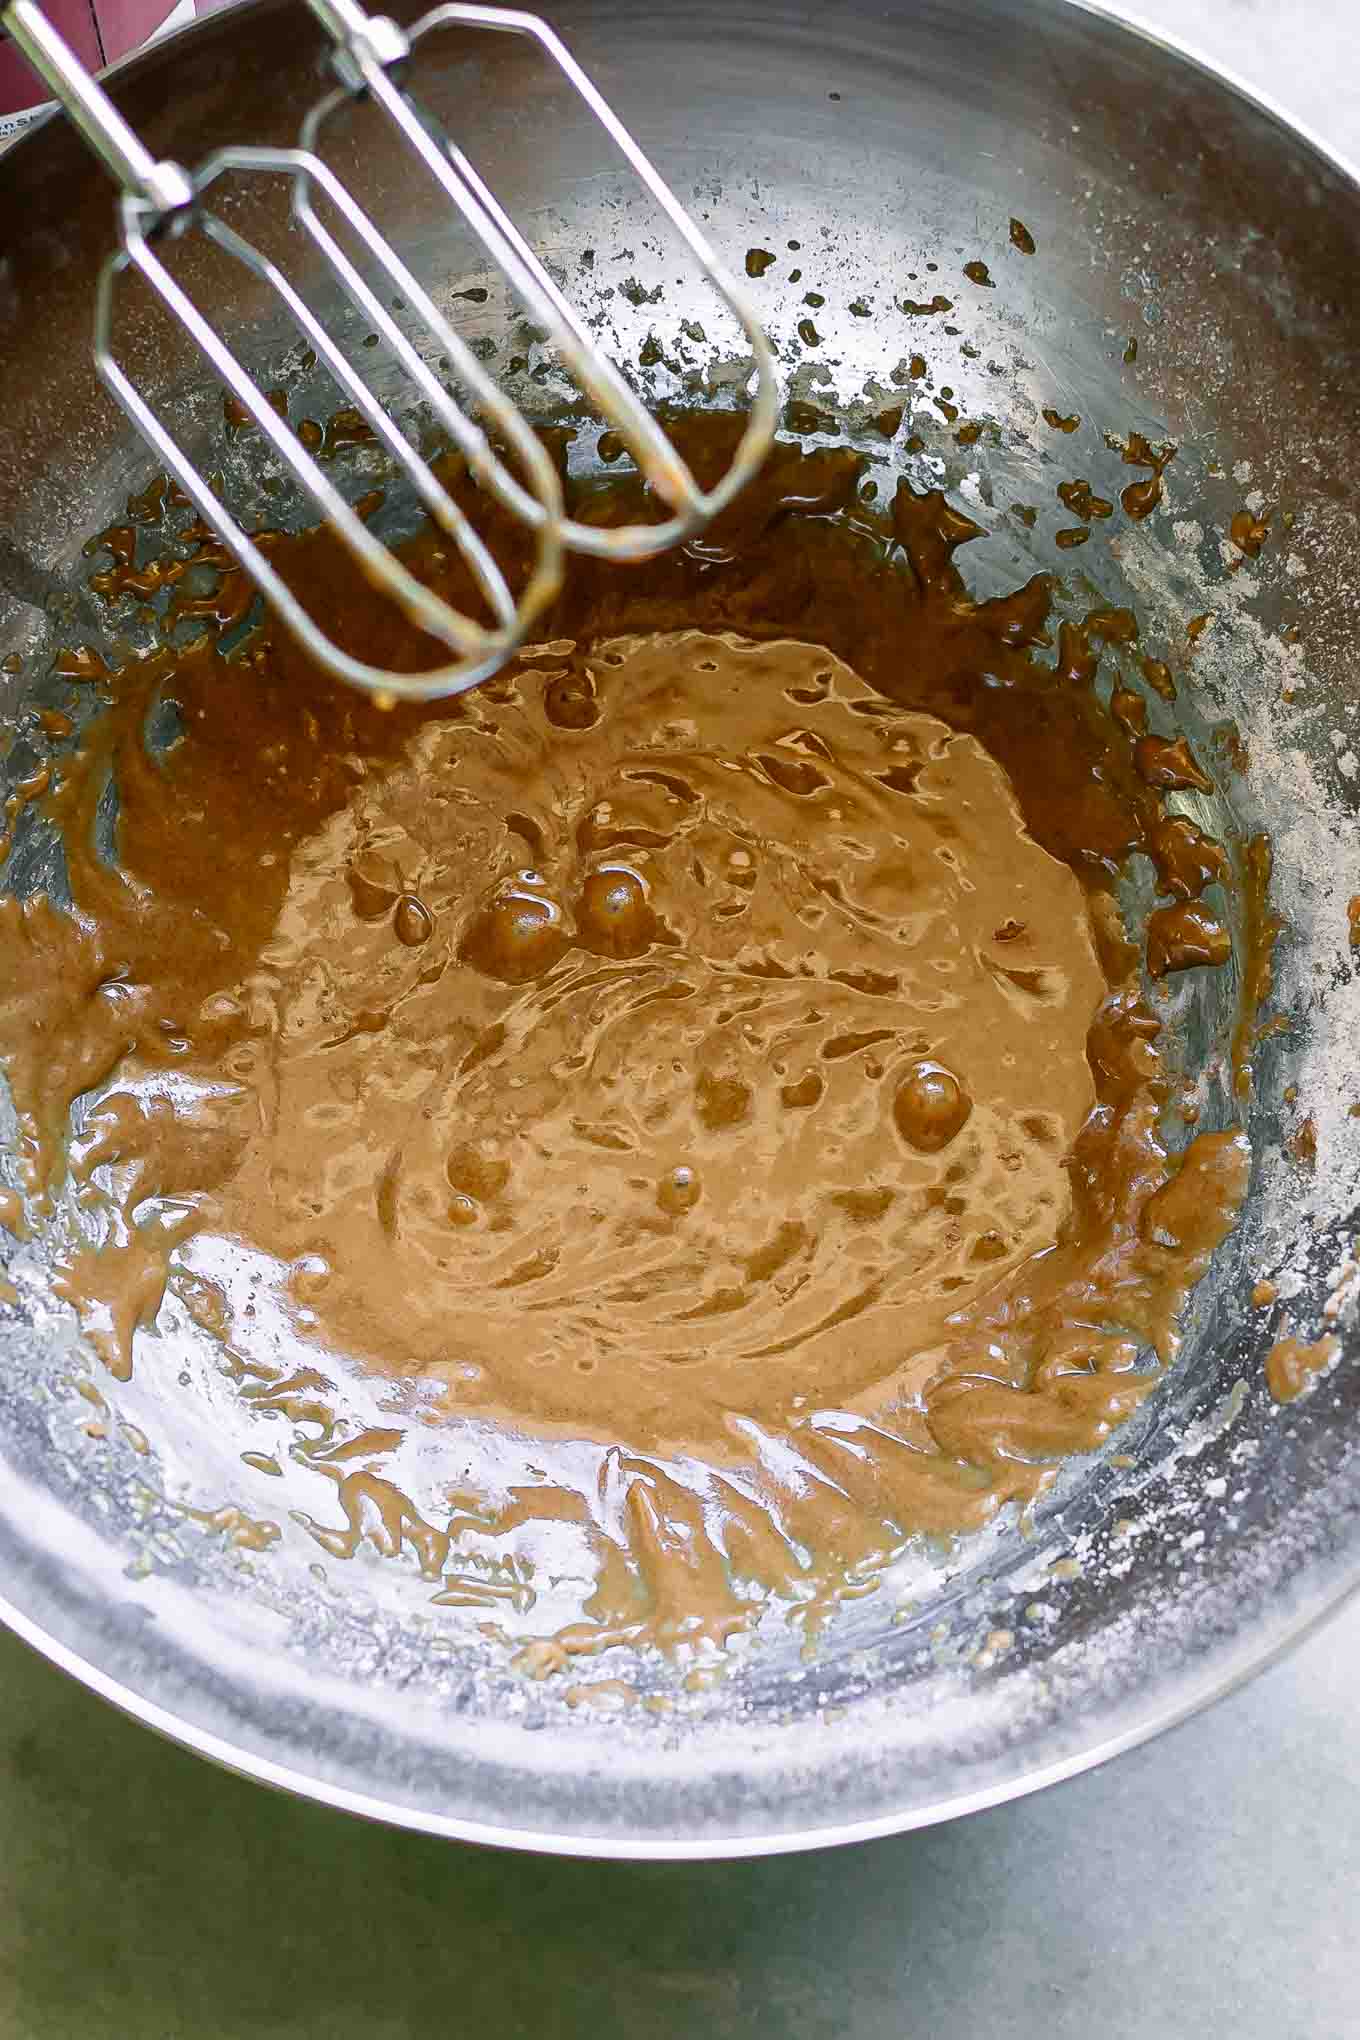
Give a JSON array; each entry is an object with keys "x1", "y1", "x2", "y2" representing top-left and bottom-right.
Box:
[{"x1": 0, "y1": 0, "x2": 1357, "y2": 1857}]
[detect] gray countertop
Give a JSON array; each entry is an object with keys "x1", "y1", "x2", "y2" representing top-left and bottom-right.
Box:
[
  {"x1": 2, "y1": 3, "x2": 1358, "y2": 2035},
  {"x1": 4, "y1": 1586, "x2": 1359, "y2": 2037}
]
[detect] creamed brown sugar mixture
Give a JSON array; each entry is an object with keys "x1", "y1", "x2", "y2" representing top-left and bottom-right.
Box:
[{"x1": 0, "y1": 418, "x2": 1252, "y2": 1656}]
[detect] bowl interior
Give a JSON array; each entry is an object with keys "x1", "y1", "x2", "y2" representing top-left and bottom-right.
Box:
[{"x1": 0, "y1": 0, "x2": 1358, "y2": 1853}]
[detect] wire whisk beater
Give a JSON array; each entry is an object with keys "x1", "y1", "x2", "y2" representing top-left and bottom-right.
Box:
[{"x1": 3, "y1": 0, "x2": 779, "y2": 700}]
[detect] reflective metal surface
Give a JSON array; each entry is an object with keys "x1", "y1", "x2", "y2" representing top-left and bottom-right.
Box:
[
  {"x1": 3, "y1": 0, "x2": 779, "y2": 697},
  {"x1": 0, "y1": 0, "x2": 1357, "y2": 1855}
]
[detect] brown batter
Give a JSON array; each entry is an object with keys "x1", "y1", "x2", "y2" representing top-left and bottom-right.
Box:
[
  {"x1": 1265, "y1": 1332, "x2": 1340, "y2": 1405},
  {"x1": 0, "y1": 425, "x2": 1251, "y2": 1656}
]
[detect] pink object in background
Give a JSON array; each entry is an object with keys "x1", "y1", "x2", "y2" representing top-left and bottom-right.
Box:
[
  {"x1": 1, "y1": 0, "x2": 183, "y2": 121},
  {"x1": 97, "y1": 0, "x2": 179, "y2": 60}
]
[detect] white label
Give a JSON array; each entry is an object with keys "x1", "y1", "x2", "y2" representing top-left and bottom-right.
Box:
[{"x1": 0, "y1": 105, "x2": 51, "y2": 148}]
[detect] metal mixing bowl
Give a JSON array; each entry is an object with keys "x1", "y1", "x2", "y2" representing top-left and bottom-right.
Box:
[{"x1": 0, "y1": 0, "x2": 1357, "y2": 1857}]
